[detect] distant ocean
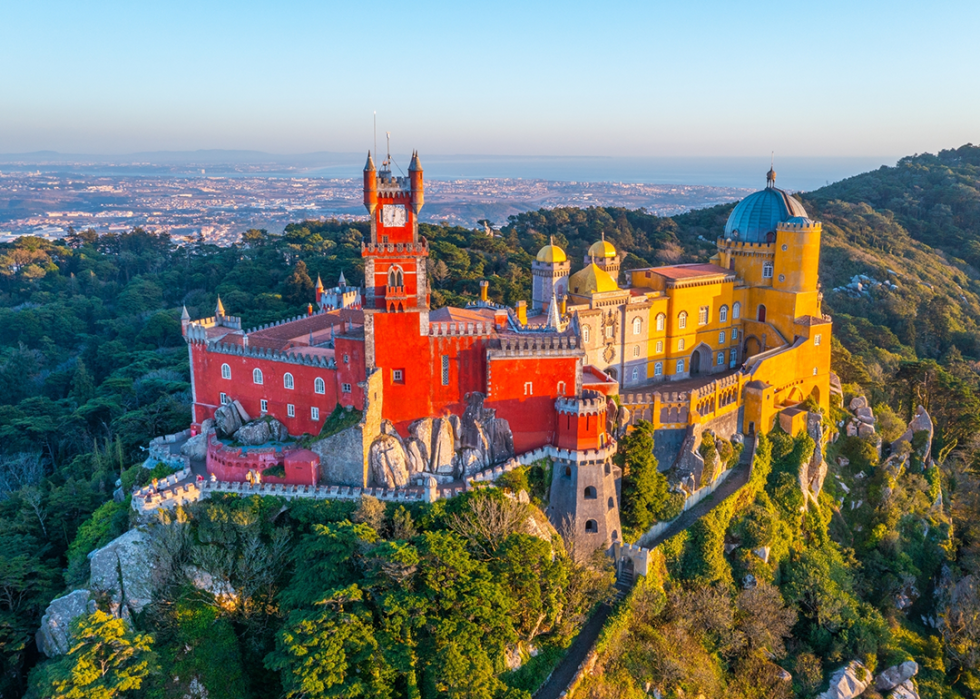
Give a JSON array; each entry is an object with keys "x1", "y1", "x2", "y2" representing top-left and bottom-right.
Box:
[{"x1": 0, "y1": 153, "x2": 899, "y2": 192}]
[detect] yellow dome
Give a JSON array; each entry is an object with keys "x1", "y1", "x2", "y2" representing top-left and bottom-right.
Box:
[
  {"x1": 568, "y1": 263, "x2": 619, "y2": 296},
  {"x1": 536, "y1": 243, "x2": 567, "y2": 264},
  {"x1": 588, "y1": 239, "x2": 617, "y2": 259}
]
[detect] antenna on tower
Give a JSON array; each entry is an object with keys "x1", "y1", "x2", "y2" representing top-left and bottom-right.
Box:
[{"x1": 374, "y1": 112, "x2": 377, "y2": 169}]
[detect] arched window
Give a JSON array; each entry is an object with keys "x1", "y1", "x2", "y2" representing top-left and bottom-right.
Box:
[
  {"x1": 583, "y1": 325, "x2": 591, "y2": 343},
  {"x1": 314, "y1": 377, "x2": 325, "y2": 394},
  {"x1": 388, "y1": 266, "x2": 404, "y2": 287},
  {"x1": 719, "y1": 331, "x2": 726, "y2": 345},
  {"x1": 733, "y1": 302, "x2": 741, "y2": 320},
  {"x1": 655, "y1": 340, "x2": 663, "y2": 353},
  {"x1": 678, "y1": 338, "x2": 685, "y2": 351},
  {"x1": 656, "y1": 313, "x2": 666, "y2": 331},
  {"x1": 677, "y1": 358, "x2": 685, "y2": 373},
  {"x1": 557, "y1": 381, "x2": 566, "y2": 395},
  {"x1": 632, "y1": 317, "x2": 642, "y2": 335},
  {"x1": 283, "y1": 372, "x2": 294, "y2": 390},
  {"x1": 758, "y1": 304, "x2": 767, "y2": 322},
  {"x1": 633, "y1": 345, "x2": 640, "y2": 358},
  {"x1": 762, "y1": 262, "x2": 774, "y2": 279},
  {"x1": 605, "y1": 462, "x2": 611, "y2": 475},
  {"x1": 678, "y1": 311, "x2": 688, "y2": 329},
  {"x1": 564, "y1": 465, "x2": 572, "y2": 477},
  {"x1": 719, "y1": 305, "x2": 728, "y2": 323},
  {"x1": 654, "y1": 362, "x2": 663, "y2": 377},
  {"x1": 608, "y1": 497, "x2": 615, "y2": 510},
  {"x1": 584, "y1": 486, "x2": 597, "y2": 499},
  {"x1": 252, "y1": 368, "x2": 263, "y2": 385},
  {"x1": 631, "y1": 368, "x2": 638, "y2": 381},
  {"x1": 585, "y1": 520, "x2": 598, "y2": 533},
  {"x1": 221, "y1": 363, "x2": 231, "y2": 380},
  {"x1": 611, "y1": 529, "x2": 619, "y2": 541}
]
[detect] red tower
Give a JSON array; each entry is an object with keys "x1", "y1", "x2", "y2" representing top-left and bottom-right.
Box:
[{"x1": 361, "y1": 150, "x2": 428, "y2": 312}]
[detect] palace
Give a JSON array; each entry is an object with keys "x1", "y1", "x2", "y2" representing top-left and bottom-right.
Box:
[{"x1": 182, "y1": 152, "x2": 831, "y2": 551}]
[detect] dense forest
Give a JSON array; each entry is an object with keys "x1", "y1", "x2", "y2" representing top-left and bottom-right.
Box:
[{"x1": 2, "y1": 144, "x2": 980, "y2": 698}]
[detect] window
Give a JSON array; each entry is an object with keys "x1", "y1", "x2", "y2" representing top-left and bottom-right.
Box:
[
  {"x1": 678, "y1": 338, "x2": 685, "y2": 351},
  {"x1": 733, "y1": 302, "x2": 741, "y2": 319},
  {"x1": 605, "y1": 462, "x2": 611, "y2": 475},
  {"x1": 677, "y1": 358, "x2": 685, "y2": 373},
  {"x1": 584, "y1": 486, "x2": 597, "y2": 500},
  {"x1": 632, "y1": 317, "x2": 642, "y2": 335},
  {"x1": 698, "y1": 306, "x2": 709, "y2": 325},
  {"x1": 585, "y1": 519, "x2": 598, "y2": 533},
  {"x1": 717, "y1": 352, "x2": 724, "y2": 366},
  {"x1": 524, "y1": 382, "x2": 533, "y2": 396},
  {"x1": 813, "y1": 367, "x2": 819, "y2": 376},
  {"x1": 392, "y1": 369, "x2": 404, "y2": 384},
  {"x1": 633, "y1": 345, "x2": 640, "y2": 358},
  {"x1": 730, "y1": 348, "x2": 737, "y2": 364},
  {"x1": 221, "y1": 363, "x2": 231, "y2": 380},
  {"x1": 678, "y1": 311, "x2": 687, "y2": 329},
  {"x1": 605, "y1": 325, "x2": 614, "y2": 339},
  {"x1": 564, "y1": 465, "x2": 572, "y2": 477},
  {"x1": 341, "y1": 383, "x2": 352, "y2": 393},
  {"x1": 631, "y1": 368, "x2": 638, "y2": 380},
  {"x1": 287, "y1": 404, "x2": 295, "y2": 418},
  {"x1": 608, "y1": 497, "x2": 615, "y2": 510},
  {"x1": 343, "y1": 354, "x2": 349, "y2": 364},
  {"x1": 719, "y1": 305, "x2": 728, "y2": 323},
  {"x1": 252, "y1": 368, "x2": 263, "y2": 385},
  {"x1": 283, "y1": 372, "x2": 294, "y2": 390},
  {"x1": 220, "y1": 392, "x2": 229, "y2": 405},
  {"x1": 260, "y1": 399, "x2": 268, "y2": 413},
  {"x1": 814, "y1": 334, "x2": 822, "y2": 346},
  {"x1": 656, "y1": 313, "x2": 666, "y2": 331},
  {"x1": 557, "y1": 381, "x2": 566, "y2": 395},
  {"x1": 311, "y1": 406, "x2": 320, "y2": 421},
  {"x1": 718, "y1": 331, "x2": 725, "y2": 345},
  {"x1": 441, "y1": 355, "x2": 450, "y2": 385},
  {"x1": 763, "y1": 262, "x2": 774, "y2": 279},
  {"x1": 654, "y1": 362, "x2": 663, "y2": 376},
  {"x1": 583, "y1": 325, "x2": 591, "y2": 343},
  {"x1": 655, "y1": 340, "x2": 664, "y2": 353},
  {"x1": 611, "y1": 530, "x2": 619, "y2": 541},
  {"x1": 731, "y1": 328, "x2": 738, "y2": 341},
  {"x1": 314, "y1": 377, "x2": 325, "y2": 394}
]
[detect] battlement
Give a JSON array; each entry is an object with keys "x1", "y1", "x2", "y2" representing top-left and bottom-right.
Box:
[
  {"x1": 185, "y1": 314, "x2": 242, "y2": 341},
  {"x1": 555, "y1": 390, "x2": 607, "y2": 416},
  {"x1": 715, "y1": 237, "x2": 775, "y2": 251},
  {"x1": 208, "y1": 341, "x2": 338, "y2": 369},
  {"x1": 777, "y1": 219, "x2": 820, "y2": 231},
  {"x1": 490, "y1": 334, "x2": 580, "y2": 356},
  {"x1": 427, "y1": 320, "x2": 494, "y2": 337},
  {"x1": 362, "y1": 240, "x2": 428, "y2": 255},
  {"x1": 376, "y1": 174, "x2": 412, "y2": 193}
]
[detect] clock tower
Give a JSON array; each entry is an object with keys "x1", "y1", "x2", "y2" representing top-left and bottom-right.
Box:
[{"x1": 361, "y1": 149, "x2": 428, "y2": 313}]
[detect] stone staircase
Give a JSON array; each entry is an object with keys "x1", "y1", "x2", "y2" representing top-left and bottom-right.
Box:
[{"x1": 614, "y1": 567, "x2": 635, "y2": 601}]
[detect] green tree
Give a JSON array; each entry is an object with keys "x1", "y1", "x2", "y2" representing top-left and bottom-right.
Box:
[
  {"x1": 31, "y1": 610, "x2": 155, "y2": 699},
  {"x1": 283, "y1": 260, "x2": 315, "y2": 306},
  {"x1": 616, "y1": 420, "x2": 669, "y2": 536}
]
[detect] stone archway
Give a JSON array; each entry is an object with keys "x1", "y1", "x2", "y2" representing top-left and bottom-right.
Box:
[
  {"x1": 690, "y1": 343, "x2": 713, "y2": 376},
  {"x1": 743, "y1": 335, "x2": 762, "y2": 358}
]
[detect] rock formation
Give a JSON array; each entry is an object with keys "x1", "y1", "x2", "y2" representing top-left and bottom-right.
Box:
[
  {"x1": 88, "y1": 528, "x2": 157, "y2": 618},
  {"x1": 818, "y1": 661, "x2": 872, "y2": 699},
  {"x1": 181, "y1": 431, "x2": 208, "y2": 460},
  {"x1": 369, "y1": 432, "x2": 411, "y2": 488},
  {"x1": 890, "y1": 680, "x2": 920, "y2": 699},
  {"x1": 875, "y1": 661, "x2": 918, "y2": 692},
  {"x1": 801, "y1": 412, "x2": 828, "y2": 503},
  {"x1": 212, "y1": 403, "x2": 243, "y2": 438},
  {"x1": 233, "y1": 416, "x2": 289, "y2": 446},
  {"x1": 36, "y1": 589, "x2": 96, "y2": 657}
]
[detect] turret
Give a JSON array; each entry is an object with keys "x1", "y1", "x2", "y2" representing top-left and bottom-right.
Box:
[
  {"x1": 409, "y1": 150, "x2": 424, "y2": 214},
  {"x1": 181, "y1": 305, "x2": 190, "y2": 337},
  {"x1": 215, "y1": 296, "x2": 225, "y2": 318},
  {"x1": 363, "y1": 151, "x2": 378, "y2": 215},
  {"x1": 315, "y1": 275, "x2": 324, "y2": 304}
]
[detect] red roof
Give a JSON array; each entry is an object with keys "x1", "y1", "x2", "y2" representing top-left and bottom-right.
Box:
[
  {"x1": 648, "y1": 263, "x2": 731, "y2": 280},
  {"x1": 247, "y1": 309, "x2": 364, "y2": 350}
]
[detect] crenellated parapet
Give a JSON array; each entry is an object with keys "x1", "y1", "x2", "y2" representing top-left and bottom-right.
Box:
[
  {"x1": 208, "y1": 341, "x2": 338, "y2": 369},
  {"x1": 556, "y1": 391, "x2": 607, "y2": 417},
  {"x1": 427, "y1": 321, "x2": 494, "y2": 337},
  {"x1": 488, "y1": 334, "x2": 582, "y2": 358},
  {"x1": 362, "y1": 240, "x2": 429, "y2": 256}
]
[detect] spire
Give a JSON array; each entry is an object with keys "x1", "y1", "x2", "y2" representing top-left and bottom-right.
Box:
[
  {"x1": 338, "y1": 270, "x2": 347, "y2": 287},
  {"x1": 315, "y1": 274, "x2": 324, "y2": 291},
  {"x1": 766, "y1": 152, "x2": 776, "y2": 188},
  {"x1": 181, "y1": 305, "x2": 190, "y2": 321},
  {"x1": 409, "y1": 150, "x2": 422, "y2": 172},
  {"x1": 364, "y1": 151, "x2": 376, "y2": 171},
  {"x1": 215, "y1": 296, "x2": 225, "y2": 317},
  {"x1": 546, "y1": 291, "x2": 562, "y2": 330}
]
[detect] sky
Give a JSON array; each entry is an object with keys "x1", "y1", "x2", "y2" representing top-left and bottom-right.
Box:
[{"x1": 1, "y1": 0, "x2": 978, "y2": 158}]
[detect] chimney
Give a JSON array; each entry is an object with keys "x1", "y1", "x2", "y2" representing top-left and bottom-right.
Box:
[
  {"x1": 559, "y1": 294, "x2": 567, "y2": 316},
  {"x1": 307, "y1": 303, "x2": 314, "y2": 316},
  {"x1": 516, "y1": 300, "x2": 527, "y2": 326},
  {"x1": 494, "y1": 309, "x2": 508, "y2": 330},
  {"x1": 479, "y1": 280, "x2": 489, "y2": 302}
]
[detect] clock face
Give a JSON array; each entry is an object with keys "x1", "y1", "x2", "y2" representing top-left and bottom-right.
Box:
[{"x1": 382, "y1": 204, "x2": 407, "y2": 227}]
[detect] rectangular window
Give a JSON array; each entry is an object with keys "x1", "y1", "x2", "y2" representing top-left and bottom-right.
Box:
[
  {"x1": 341, "y1": 383, "x2": 352, "y2": 394},
  {"x1": 441, "y1": 355, "x2": 450, "y2": 386},
  {"x1": 524, "y1": 381, "x2": 533, "y2": 396},
  {"x1": 814, "y1": 334, "x2": 822, "y2": 346},
  {"x1": 698, "y1": 306, "x2": 709, "y2": 325},
  {"x1": 343, "y1": 354, "x2": 349, "y2": 364},
  {"x1": 730, "y1": 348, "x2": 737, "y2": 365},
  {"x1": 220, "y1": 392, "x2": 229, "y2": 405},
  {"x1": 311, "y1": 406, "x2": 320, "y2": 421},
  {"x1": 732, "y1": 328, "x2": 738, "y2": 341},
  {"x1": 392, "y1": 369, "x2": 404, "y2": 384},
  {"x1": 260, "y1": 399, "x2": 268, "y2": 413},
  {"x1": 655, "y1": 340, "x2": 663, "y2": 353},
  {"x1": 287, "y1": 404, "x2": 295, "y2": 418},
  {"x1": 719, "y1": 331, "x2": 726, "y2": 345},
  {"x1": 678, "y1": 338, "x2": 685, "y2": 351},
  {"x1": 605, "y1": 326, "x2": 614, "y2": 339}
]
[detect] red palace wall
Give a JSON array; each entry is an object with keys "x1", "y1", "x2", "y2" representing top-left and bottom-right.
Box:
[
  {"x1": 205, "y1": 434, "x2": 318, "y2": 486},
  {"x1": 191, "y1": 341, "x2": 366, "y2": 437},
  {"x1": 556, "y1": 409, "x2": 607, "y2": 451}
]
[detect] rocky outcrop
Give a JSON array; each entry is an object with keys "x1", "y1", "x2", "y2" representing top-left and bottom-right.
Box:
[
  {"x1": 88, "y1": 528, "x2": 156, "y2": 618},
  {"x1": 891, "y1": 405, "x2": 934, "y2": 470},
  {"x1": 849, "y1": 395, "x2": 868, "y2": 411},
  {"x1": 430, "y1": 417, "x2": 458, "y2": 475},
  {"x1": 890, "y1": 680, "x2": 920, "y2": 699},
  {"x1": 369, "y1": 433, "x2": 411, "y2": 488},
  {"x1": 876, "y1": 661, "x2": 918, "y2": 692},
  {"x1": 233, "y1": 417, "x2": 289, "y2": 446},
  {"x1": 184, "y1": 565, "x2": 237, "y2": 606},
  {"x1": 802, "y1": 412, "x2": 828, "y2": 502},
  {"x1": 181, "y1": 431, "x2": 209, "y2": 460},
  {"x1": 213, "y1": 404, "x2": 243, "y2": 438},
  {"x1": 818, "y1": 661, "x2": 871, "y2": 699},
  {"x1": 310, "y1": 424, "x2": 368, "y2": 487},
  {"x1": 36, "y1": 589, "x2": 96, "y2": 657}
]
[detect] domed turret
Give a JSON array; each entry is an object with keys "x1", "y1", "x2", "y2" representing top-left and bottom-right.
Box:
[
  {"x1": 724, "y1": 171, "x2": 808, "y2": 243},
  {"x1": 588, "y1": 239, "x2": 617, "y2": 259},
  {"x1": 536, "y1": 240, "x2": 567, "y2": 264}
]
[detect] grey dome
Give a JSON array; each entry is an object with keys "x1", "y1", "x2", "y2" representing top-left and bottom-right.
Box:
[{"x1": 724, "y1": 182, "x2": 808, "y2": 243}]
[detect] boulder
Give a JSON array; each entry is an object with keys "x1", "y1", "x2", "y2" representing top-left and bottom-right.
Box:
[
  {"x1": 890, "y1": 680, "x2": 920, "y2": 699},
  {"x1": 266, "y1": 417, "x2": 289, "y2": 442},
  {"x1": 88, "y1": 528, "x2": 156, "y2": 618},
  {"x1": 181, "y1": 432, "x2": 208, "y2": 460},
  {"x1": 405, "y1": 438, "x2": 428, "y2": 475},
  {"x1": 849, "y1": 395, "x2": 868, "y2": 411},
  {"x1": 876, "y1": 661, "x2": 919, "y2": 692},
  {"x1": 200, "y1": 418, "x2": 214, "y2": 435},
  {"x1": 407, "y1": 419, "x2": 433, "y2": 466},
  {"x1": 184, "y1": 565, "x2": 237, "y2": 606},
  {"x1": 856, "y1": 406, "x2": 875, "y2": 424},
  {"x1": 892, "y1": 406, "x2": 934, "y2": 469},
  {"x1": 369, "y1": 434, "x2": 410, "y2": 488},
  {"x1": 753, "y1": 546, "x2": 771, "y2": 564},
  {"x1": 830, "y1": 372, "x2": 843, "y2": 398},
  {"x1": 234, "y1": 420, "x2": 271, "y2": 446},
  {"x1": 311, "y1": 424, "x2": 368, "y2": 487},
  {"x1": 846, "y1": 421, "x2": 859, "y2": 437},
  {"x1": 213, "y1": 404, "x2": 242, "y2": 438},
  {"x1": 36, "y1": 589, "x2": 96, "y2": 657},
  {"x1": 858, "y1": 423, "x2": 876, "y2": 438},
  {"x1": 232, "y1": 399, "x2": 250, "y2": 423},
  {"x1": 802, "y1": 412, "x2": 827, "y2": 502},
  {"x1": 430, "y1": 417, "x2": 458, "y2": 475},
  {"x1": 818, "y1": 661, "x2": 871, "y2": 699}
]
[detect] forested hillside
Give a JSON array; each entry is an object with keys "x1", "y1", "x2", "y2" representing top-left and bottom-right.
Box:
[{"x1": 2, "y1": 145, "x2": 980, "y2": 698}]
